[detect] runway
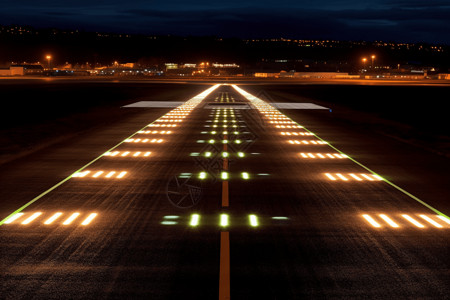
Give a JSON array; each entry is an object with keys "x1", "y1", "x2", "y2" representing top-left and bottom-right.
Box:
[{"x1": 0, "y1": 83, "x2": 448, "y2": 299}]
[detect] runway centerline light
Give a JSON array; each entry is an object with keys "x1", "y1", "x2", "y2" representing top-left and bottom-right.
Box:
[
  {"x1": 249, "y1": 214, "x2": 259, "y2": 227},
  {"x1": 220, "y1": 214, "x2": 229, "y2": 227},
  {"x1": 190, "y1": 214, "x2": 200, "y2": 227}
]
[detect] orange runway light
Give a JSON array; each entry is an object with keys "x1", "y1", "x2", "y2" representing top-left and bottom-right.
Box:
[
  {"x1": 63, "y1": 213, "x2": 80, "y2": 225},
  {"x1": 21, "y1": 212, "x2": 42, "y2": 225},
  {"x1": 44, "y1": 212, "x2": 63, "y2": 225},
  {"x1": 81, "y1": 213, "x2": 98, "y2": 225},
  {"x1": 362, "y1": 214, "x2": 381, "y2": 228},
  {"x1": 4, "y1": 213, "x2": 24, "y2": 224},
  {"x1": 401, "y1": 214, "x2": 425, "y2": 228}
]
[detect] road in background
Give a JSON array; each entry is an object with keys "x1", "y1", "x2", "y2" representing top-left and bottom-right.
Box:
[{"x1": 0, "y1": 83, "x2": 448, "y2": 298}]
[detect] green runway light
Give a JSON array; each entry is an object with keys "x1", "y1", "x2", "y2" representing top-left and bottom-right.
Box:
[
  {"x1": 190, "y1": 214, "x2": 200, "y2": 227},
  {"x1": 220, "y1": 214, "x2": 229, "y2": 227},
  {"x1": 237, "y1": 152, "x2": 244, "y2": 158},
  {"x1": 221, "y1": 172, "x2": 229, "y2": 180},
  {"x1": 222, "y1": 140, "x2": 228, "y2": 144},
  {"x1": 190, "y1": 152, "x2": 200, "y2": 156},
  {"x1": 208, "y1": 139, "x2": 215, "y2": 144},
  {"x1": 234, "y1": 131, "x2": 239, "y2": 135},
  {"x1": 211, "y1": 131, "x2": 217, "y2": 134},
  {"x1": 201, "y1": 131, "x2": 208, "y2": 134},
  {"x1": 223, "y1": 131, "x2": 228, "y2": 134},
  {"x1": 197, "y1": 140, "x2": 205, "y2": 143},
  {"x1": 164, "y1": 215, "x2": 179, "y2": 219},
  {"x1": 249, "y1": 214, "x2": 259, "y2": 227},
  {"x1": 213, "y1": 125, "x2": 218, "y2": 128},
  {"x1": 199, "y1": 172, "x2": 207, "y2": 180},
  {"x1": 235, "y1": 140, "x2": 241, "y2": 144},
  {"x1": 272, "y1": 216, "x2": 288, "y2": 220},
  {"x1": 161, "y1": 221, "x2": 177, "y2": 225},
  {"x1": 204, "y1": 152, "x2": 212, "y2": 157},
  {"x1": 242, "y1": 172, "x2": 250, "y2": 180},
  {"x1": 222, "y1": 152, "x2": 229, "y2": 158}
]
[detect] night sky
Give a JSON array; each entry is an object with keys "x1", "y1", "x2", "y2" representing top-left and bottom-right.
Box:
[{"x1": 1, "y1": 0, "x2": 450, "y2": 44}]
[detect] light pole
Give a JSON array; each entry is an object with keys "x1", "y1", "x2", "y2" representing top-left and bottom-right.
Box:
[
  {"x1": 46, "y1": 55, "x2": 52, "y2": 70},
  {"x1": 362, "y1": 58, "x2": 367, "y2": 72},
  {"x1": 371, "y1": 55, "x2": 375, "y2": 68}
]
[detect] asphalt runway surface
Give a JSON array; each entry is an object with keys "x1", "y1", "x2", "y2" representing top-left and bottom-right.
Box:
[{"x1": 0, "y1": 83, "x2": 449, "y2": 299}]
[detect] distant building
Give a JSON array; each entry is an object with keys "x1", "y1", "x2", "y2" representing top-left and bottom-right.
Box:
[{"x1": 0, "y1": 64, "x2": 44, "y2": 76}]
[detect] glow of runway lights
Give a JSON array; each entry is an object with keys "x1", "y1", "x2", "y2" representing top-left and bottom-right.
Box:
[
  {"x1": 221, "y1": 172, "x2": 229, "y2": 180},
  {"x1": 4, "y1": 213, "x2": 24, "y2": 224},
  {"x1": 437, "y1": 215, "x2": 450, "y2": 225},
  {"x1": 379, "y1": 214, "x2": 399, "y2": 227},
  {"x1": 419, "y1": 215, "x2": 443, "y2": 228},
  {"x1": 209, "y1": 139, "x2": 215, "y2": 144},
  {"x1": 81, "y1": 213, "x2": 98, "y2": 225},
  {"x1": 242, "y1": 172, "x2": 250, "y2": 180},
  {"x1": 199, "y1": 172, "x2": 207, "y2": 180},
  {"x1": 402, "y1": 214, "x2": 425, "y2": 228},
  {"x1": 93, "y1": 171, "x2": 104, "y2": 178},
  {"x1": 222, "y1": 152, "x2": 229, "y2": 158},
  {"x1": 249, "y1": 214, "x2": 259, "y2": 227},
  {"x1": 117, "y1": 171, "x2": 127, "y2": 179},
  {"x1": 237, "y1": 152, "x2": 244, "y2": 158},
  {"x1": 220, "y1": 214, "x2": 229, "y2": 227},
  {"x1": 190, "y1": 214, "x2": 200, "y2": 227},
  {"x1": 362, "y1": 214, "x2": 381, "y2": 228},
  {"x1": 44, "y1": 212, "x2": 63, "y2": 225},
  {"x1": 63, "y1": 213, "x2": 80, "y2": 225},
  {"x1": 235, "y1": 140, "x2": 241, "y2": 144}
]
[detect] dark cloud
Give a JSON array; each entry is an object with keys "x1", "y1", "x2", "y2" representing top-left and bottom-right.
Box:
[{"x1": 1, "y1": 1, "x2": 449, "y2": 44}]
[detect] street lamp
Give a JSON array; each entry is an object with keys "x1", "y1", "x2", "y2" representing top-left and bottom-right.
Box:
[
  {"x1": 371, "y1": 55, "x2": 375, "y2": 68},
  {"x1": 362, "y1": 58, "x2": 367, "y2": 71},
  {"x1": 46, "y1": 55, "x2": 52, "y2": 70}
]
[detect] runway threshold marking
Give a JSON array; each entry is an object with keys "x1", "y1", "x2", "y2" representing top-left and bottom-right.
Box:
[
  {"x1": 362, "y1": 213, "x2": 449, "y2": 229},
  {"x1": 232, "y1": 84, "x2": 450, "y2": 220},
  {"x1": 0, "y1": 84, "x2": 221, "y2": 226},
  {"x1": 3, "y1": 212, "x2": 98, "y2": 226}
]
